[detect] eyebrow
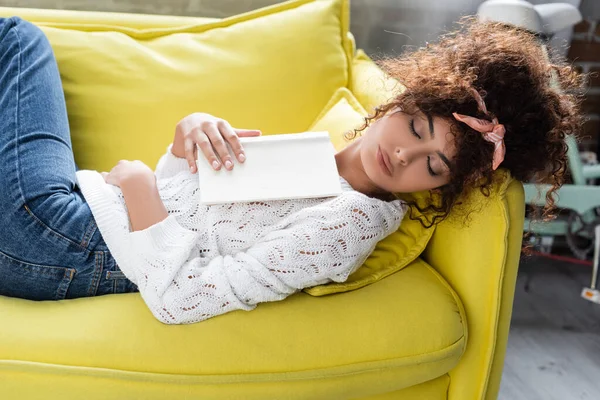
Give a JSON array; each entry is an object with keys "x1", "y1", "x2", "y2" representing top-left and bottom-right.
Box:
[
  {"x1": 425, "y1": 113, "x2": 452, "y2": 172},
  {"x1": 437, "y1": 151, "x2": 452, "y2": 171},
  {"x1": 426, "y1": 113, "x2": 435, "y2": 139}
]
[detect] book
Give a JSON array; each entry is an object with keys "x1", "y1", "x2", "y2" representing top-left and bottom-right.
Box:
[{"x1": 195, "y1": 131, "x2": 343, "y2": 205}]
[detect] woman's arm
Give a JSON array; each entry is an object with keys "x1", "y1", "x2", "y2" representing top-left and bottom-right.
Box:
[
  {"x1": 127, "y1": 193, "x2": 406, "y2": 325},
  {"x1": 121, "y1": 173, "x2": 169, "y2": 232}
]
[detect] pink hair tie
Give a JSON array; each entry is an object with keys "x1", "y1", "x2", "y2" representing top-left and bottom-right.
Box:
[{"x1": 452, "y1": 88, "x2": 506, "y2": 170}]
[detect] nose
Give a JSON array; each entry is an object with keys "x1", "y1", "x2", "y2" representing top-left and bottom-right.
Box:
[{"x1": 393, "y1": 147, "x2": 410, "y2": 167}]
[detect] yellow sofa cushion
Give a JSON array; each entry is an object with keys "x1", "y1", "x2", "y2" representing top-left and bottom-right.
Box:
[
  {"x1": 350, "y1": 49, "x2": 403, "y2": 113},
  {"x1": 0, "y1": 258, "x2": 465, "y2": 399},
  {"x1": 303, "y1": 88, "x2": 437, "y2": 296},
  {"x1": 27, "y1": 0, "x2": 351, "y2": 172}
]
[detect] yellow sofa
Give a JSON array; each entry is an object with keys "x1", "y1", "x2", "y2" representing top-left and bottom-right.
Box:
[{"x1": 0, "y1": 1, "x2": 524, "y2": 399}]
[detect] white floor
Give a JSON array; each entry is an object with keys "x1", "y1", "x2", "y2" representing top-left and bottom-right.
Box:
[{"x1": 499, "y1": 256, "x2": 600, "y2": 400}]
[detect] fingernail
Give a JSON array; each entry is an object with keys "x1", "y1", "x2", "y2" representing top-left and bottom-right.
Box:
[
  {"x1": 238, "y1": 153, "x2": 246, "y2": 162},
  {"x1": 225, "y1": 160, "x2": 233, "y2": 169},
  {"x1": 190, "y1": 165, "x2": 194, "y2": 172},
  {"x1": 212, "y1": 160, "x2": 220, "y2": 169}
]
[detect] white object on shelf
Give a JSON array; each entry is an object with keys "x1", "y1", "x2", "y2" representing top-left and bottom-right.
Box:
[
  {"x1": 195, "y1": 131, "x2": 343, "y2": 205},
  {"x1": 477, "y1": 0, "x2": 582, "y2": 36},
  {"x1": 478, "y1": 0, "x2": 544, "y2": 33}
]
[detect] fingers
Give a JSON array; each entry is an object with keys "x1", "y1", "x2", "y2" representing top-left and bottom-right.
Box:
[
  {"x1": 190, "y1": 131, "x2": 221, "y2": 172},
  {"x1": 220, "y1": 120, "x2": 246, "y2": 163},
  {"x1": 204, "y1": 123, "x2": 234, "y2": 170},
  {"x1": 184, "y1": 132, "x2": 201, "y2": 173}
]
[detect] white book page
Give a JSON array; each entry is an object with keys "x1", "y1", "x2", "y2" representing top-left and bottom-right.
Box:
[{"x1": 195, "y1": 131, "x2": 343, "y2": 205}]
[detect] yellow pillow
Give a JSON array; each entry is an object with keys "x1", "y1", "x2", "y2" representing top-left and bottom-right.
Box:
[
  {"x1": 308, "y1": 87, "x2": 367, "y2": 151},
  {"x1": 29, "y1": 0, "x2": 351, "y2": 172},
  {"x1": 302, "y1": 88, "x2": 436, "y2": 296},
  {"x1": 350, "y1": 49, "x2": 404, "y2": 114}
]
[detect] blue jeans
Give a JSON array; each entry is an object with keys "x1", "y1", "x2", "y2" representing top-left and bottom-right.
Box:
[{"x1": 0, "y1": 16, "x2": 138, "y2": 300}]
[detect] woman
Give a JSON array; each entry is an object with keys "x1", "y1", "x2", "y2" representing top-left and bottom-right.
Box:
[{"x1": 0, "y1": 16, "x2": 584, "y2": 324}]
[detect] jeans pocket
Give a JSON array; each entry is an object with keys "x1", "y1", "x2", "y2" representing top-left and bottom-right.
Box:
[
  {"x1": 105, "y1": 270, "x2": 127, "y2": 280},
  {"x1": 0, "y1": 249, "x2": 75, "y2": 301}
]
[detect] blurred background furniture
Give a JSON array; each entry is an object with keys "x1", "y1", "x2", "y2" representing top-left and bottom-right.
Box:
[{"x1": 475, "y1": 0, "x2": 600, "y2": 303}]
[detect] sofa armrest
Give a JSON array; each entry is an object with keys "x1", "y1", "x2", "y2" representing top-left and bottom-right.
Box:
[
  {"x1": 347, "y1": 55, "x2": 525, "y2": 399},
  {"x1": 422, "y1": 175, "x2": 525, "y2": 400}
]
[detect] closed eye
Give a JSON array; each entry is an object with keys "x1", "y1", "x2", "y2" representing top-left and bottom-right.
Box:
[
  {"x1": 409, "y1": 119, "x2": 421, "y2": 139},
  {"x1": 427, "y1": 156, "x2": 438, "y2": 176},
  {"x1": 410, "y1": 118, "x2": 439, "y2": 176}
]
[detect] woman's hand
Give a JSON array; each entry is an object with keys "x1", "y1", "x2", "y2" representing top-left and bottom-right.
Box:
[
  {"x1": 173, "y1": 113, "x2": 261, "y2": 173},
  {"x1": 101, "y1": 160, "x2": 155, "y2": 188},
  {"x1": 101, "y1": 160, "x2": 168, "y2": 231}
]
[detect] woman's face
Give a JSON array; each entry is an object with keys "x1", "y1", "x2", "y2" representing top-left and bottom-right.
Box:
[{"x1": 360, "y1": 108, "x2": 456, "y2": 194}]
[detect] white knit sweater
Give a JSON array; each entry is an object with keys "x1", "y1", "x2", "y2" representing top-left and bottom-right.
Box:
[{"x1": 75, "y1": 144, "x2": 407, "y2": 325}]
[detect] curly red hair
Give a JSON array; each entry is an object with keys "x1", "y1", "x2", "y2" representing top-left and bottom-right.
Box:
[{"x1": 346, "y1": 16, "x2": 587, "y2": 228}]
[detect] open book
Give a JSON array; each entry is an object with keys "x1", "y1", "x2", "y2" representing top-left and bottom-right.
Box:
[{"x1": 195, "y1": 131, "x2": 343, "y2": 205}]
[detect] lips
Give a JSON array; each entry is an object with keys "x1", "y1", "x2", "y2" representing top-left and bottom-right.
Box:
[
  {"x1": 377, "y1": 146, "x2": 392, "y2": 176},
  {"x1": 382, "y1": 148, "x2": 393, "y2": 174}
]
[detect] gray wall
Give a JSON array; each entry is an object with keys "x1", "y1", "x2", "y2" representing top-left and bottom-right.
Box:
[
  {"x1": 355, "y1": 0, "x2": 581, "y2": 58},
  {"x1": 580, "y1": 0, "x2": 600, "y2": 19}
]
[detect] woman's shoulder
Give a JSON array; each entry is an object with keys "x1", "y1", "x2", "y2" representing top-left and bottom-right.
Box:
[{"x1": 321, "y1": 191, "x2": 406, "y2": 236}]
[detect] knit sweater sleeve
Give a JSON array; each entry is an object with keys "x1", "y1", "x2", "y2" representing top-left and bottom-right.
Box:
[
  {"x1": 128, "y1": 193, "x2": 406, "y2": 325},
  {"x1": 154, "y1": 143, "x2": 191, "y2": 180}
]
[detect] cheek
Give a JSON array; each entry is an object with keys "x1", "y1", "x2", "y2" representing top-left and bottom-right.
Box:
[
  {"x1": 392, "y1": 165, "x2": 442, "y2": 193},
  {"x1": 360, "y1": 144, "x2": 379, "y2": 178}
]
